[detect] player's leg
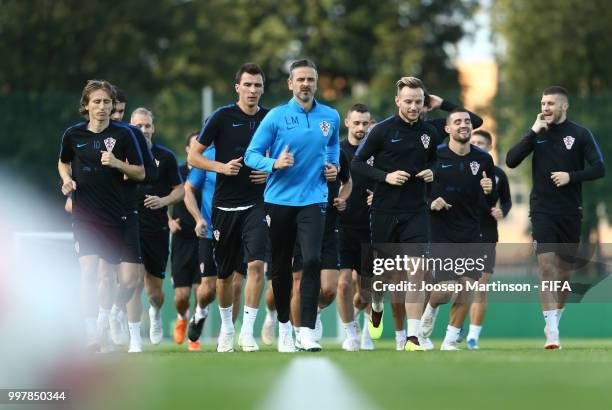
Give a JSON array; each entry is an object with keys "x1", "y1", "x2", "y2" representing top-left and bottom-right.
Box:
[
  {"x1": 338, "y1": 268, "x2": 359, "y2": 351},
  {"x1": 295, "y1": 203, "x2": 326, "y2": 351},
  {"x1": 290, "y1": 244, "x2": 303, "y2": 342},
  {"x1": 97, "y1": 258, "x2": 118, "y2": 352},
  {"x1": 443, "y1": 277, "x2": 477, "y2": 351},
  {"x1": 389, "y1": 270, "x2": 407, "y2": 351},
  {"x1": 170, "y1": 233, "x2": 199, "y2": 345},
  {"x1": 468, "y1": 271, "x2": 492, "y2": 350},
  {"x1": 78, "y1": 254, "x2": 100, "y2": 351},
  {"x1": 188, "y1": 238, "x2": 217, "y2": 350},
  {"x1": 266, "y1": 203, "x2": 299, "y2": 352},
  {"x1": 261, "y1": 275, "x2": 277, "y2": 345},
  {"x1": 238, "y1": 204, "x2": 268, "y2": 351},
  {"x1": 142, "y1": 231, "x2": 169, "y2": 345}
]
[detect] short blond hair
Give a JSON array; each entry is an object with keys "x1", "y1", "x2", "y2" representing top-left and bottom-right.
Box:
[{"x1": 395, "y1": 76, "x2": 426, "y2": 96}]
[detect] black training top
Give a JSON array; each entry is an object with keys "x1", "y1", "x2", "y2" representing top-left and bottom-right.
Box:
[
  {"x1": 198, "y1": 103, "x2": 269, "y2": 208},
  {"x1": 118, "y1": 122, "x2": 158, "y2": 212},
  {"x1": 506, "y1": 120, "x2": 604, "y2": 215},
  {"x1": 59, "y1": 121, "x2": 144, "y2": 226},
  {"x1": 171, "y1": 164, "x2": 199, "y2": 239},
  {"x1": 430, "y1": 144, "x2": 497, "y2": 243},
  {"x1": 479, "y1": 165, "x2": 512, "y2": 242},
  {"x1": 328, "y1": 149, "x2": 351, "y2": 205},
  {"x1": 137, "y1": 144, "x2": 182, "y2": 233},
  {"x1": 339, "y1": 138, "x2": 374, "y2": 230},
  {"x1": 352, "y1": 116, "x2": 438, "y2": 214}
]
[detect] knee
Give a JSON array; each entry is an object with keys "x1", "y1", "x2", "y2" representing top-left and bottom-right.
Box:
[
  {"x1": 174, "y1": 288, "x2": 190, "y2": 304},
  {"x1": 320, "y1": 287, "x2": 336, "y2": 303},
  {"x1": 248, "y1": 261, "x2": 265, "y2": 277},
  {"x1": 337, "y1": 276, "x2": 351, "y2": 296}
]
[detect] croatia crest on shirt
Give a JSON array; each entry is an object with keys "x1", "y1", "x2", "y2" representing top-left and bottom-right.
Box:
[
  {"x1": 104, "y1": 137, "x2": 116, "y2": 152},
  {"x1": 469, "y1": 161, "x2": 480, "y2": 175},
  {"x1": 421, "y1": 134, "x2": 430, "y2": 149},
  {"x1": 563, "y1": 136, "x2": 575, "y2": 150},
  {"x1": 319, "y1": 121, "x2": 331, "y2": 137}
]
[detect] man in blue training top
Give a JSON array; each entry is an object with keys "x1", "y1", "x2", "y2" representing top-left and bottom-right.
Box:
[{"x1": 245, "y1": 59, "x2": 340, "y2": 352}]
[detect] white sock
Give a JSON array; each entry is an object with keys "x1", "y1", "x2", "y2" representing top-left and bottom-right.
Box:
[
  {"x1": 443, "y1": 325, "x2": 461, "y2": 345},
  {"x1": 265, "y1": 307, "x2": 277, "y2": 322},
  {"x1": 423, "y1": 303, "x2": 439, "y2": 320},
  {"x1": 97, "y1": 308, "x2": 110, "y2": 329},
  {"x1": 363, "y1": 312, "x2": 370, "y2": 329},
  {"x1": 343, "y1": 321, "x2": 358, "y2": 340},
  {"x1": 407, "y1": 319, "x2": 420, "y2": 338},
  {"x1": 372, "y1": 302, "x2": 384, "y2": 312},
  {"x1": 279, "y1": 320, "x2": 292, "y2": 335},
  {"x1": 195, "y1": 305, "x2": 209, "y2": 322},
  {"x1": 177, "y1": 309, "x2": 189, "y2": 321},
  {"x1": 543, "y1": 310, "x2": 559, "y2": 337},
  {"x1": 128, "y1": 322, "x2": 142, "y2": 342},
  {"x1": 467, "y1": 324, "x2": 482, "y2": 341},
  {"x1": 149, "y1": 305, "x2": 160, "y2": 319},
  {"x1": 294, "y1": 326, "x2": 300, "y2": 337},
  {"x1": 395, "y1": 329, "x2": 406, "y2": 341},
  {"x1": 241, "y1": 306, "x2": 258, "y2": 335},
  {"x1": 111, "y1": 304, "x2": 121, "y2": 316},
  {"x1": 219, "y1": 306, "x2": 234, "y2": 334}
]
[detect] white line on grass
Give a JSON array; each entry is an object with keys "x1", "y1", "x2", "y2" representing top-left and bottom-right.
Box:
[{"x1": 259, "y1": 357, "x2": 377, "y2": 410}]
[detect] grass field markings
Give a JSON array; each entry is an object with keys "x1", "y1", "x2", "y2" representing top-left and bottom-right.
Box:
[{"x1": 258, "y1": 357, "x2": 377, "y2": 410}]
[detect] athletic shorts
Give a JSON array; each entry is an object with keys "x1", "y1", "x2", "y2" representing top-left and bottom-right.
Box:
[
  {"x1": 211, "y1": 203, "x2": 267, "y2": 279},
  {"x1": 120, "y1": 210, "x2": 142, "y2": 264},
  {"x1": 481, "y1": 242, "x2": 496, "y2": 274},
  {"x1": 198, "y1": 238, "x2": 218, "y2": 278},
  {"x1": 141, "y1": 230, "x2": 170, "y2": 279},
  {"x1": 370, "y1": 210, "x2": 428, "y2": 255},
  {"x1": 171, "y1": 234, "x2": 201, "y2": 288},
  {"x1": 72, "y1": 220, "x2": 123, "y2": 264},
  {"x1": 339, "y1": 226, "x2": 371, "y2": 275},
  {"x1": 531, "y1": 212, "x2": 581, "y2": 261}
]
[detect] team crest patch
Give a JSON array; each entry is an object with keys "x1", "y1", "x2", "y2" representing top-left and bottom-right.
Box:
[
  {"x1": 495, "y1": 175, "x2": 500, "y2": 184},
  {"x1": 469, "y1": 161, "x2": 480, "y2": 175},
  {"x1": 319, "y1": 121, "x2": 331, "y2": 137},
  {"x1": 265, "y1": 215, "x2": 271, "y2": 227},
  {"x1": 200, "y1": 263, "x2": 205, "y2": 274},
  {"x1": 421, "y1": 134, "x2": 431, "y2": 149},
  {"x1": 213, "y1": 229, "x2": 220, "y2": 241},
  {"x1": 103, "y1": 137, "x2": 116, "y2": 152},
  {"x1": 155, "y1": 159, "x2": 160, "y2": 167},
  {"x1": 366, "y1": 156, "x2": 374, "y2": 167},
  {"x1": 563, "y1": 136, "x2": 575, "y2": 150}
]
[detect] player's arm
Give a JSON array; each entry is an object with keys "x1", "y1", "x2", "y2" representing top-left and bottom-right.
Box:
[
  {"x1": 498, "y1": 169, "x2": 512, "y2": 217},
  {"x1": 58, "y1": 131, "x2": 76, "y2": 195},
  {"x1": 102, "y1": 154, "x2": 145, "y2": 181},
  {"x1": 245, "y1": 113, "x2": 278, "y2": 172},
  {"x1": 334, "y1": 151, "x2": 352, "y2": 211},
  {"x1": 144, "y1": 153, "x2": 185, "y2": 209},
  {"x1": 506, "y1": 114, "x2": 545, "y2": 168},
  {"x1": 326, "y1": 111, "x2": 341, "y2": 166},
  {"x1": 58, "y1": 160, "x2": 76, "y2": 195},
  {"x1": 427, "y1": 95, "x2": 484, "y2": 131},
  {"x1": 184, "y1": 179, "x2": 207, "y2": 237},
  {"x1": 65, "y1": 197, "x2": 73, "y2": 214},
  {"x1": 568, "y1": 129, "x2": 605, "y2": 183},
  {"x1": 351, "y1": 125, "x2": 387, "y2": 182}
]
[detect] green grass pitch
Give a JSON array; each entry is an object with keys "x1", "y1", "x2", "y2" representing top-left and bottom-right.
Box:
[{"x1": 78, "y1": 339, "x2": 612, "y2": 410}]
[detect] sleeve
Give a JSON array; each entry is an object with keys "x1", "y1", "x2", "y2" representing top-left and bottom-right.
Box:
[
  {"x1": 326, "y1": 111, "x2": 340, "y2": 165},
  {"x1": 505, "y1": 130, "x2": 536, "y2": 168},
  {"x1": 123, "y1": 129, "x2": 144, "y2": 166},
  {"x1": 568, "y1": 128, "x2": 605, "y2": 183},
  {"x1": 245, "y1": 111, "x2": 277, "y2": 172},
  {"x1": 130, "y1": 126, "x2": 158, "y2": 183},
  {"x1": 339, "y1": 149, "x2": 350, "y2": 183},
  {"x1": 59, "y1": 129, "x2": 73, "y2": 163},
  {"x1": 497, "y1": 168, "x2": 512, "y2": 216},
  {"x1": 484, "y1": 156, "x2": 498, "y2": 207},
  {"x1": 188, "y1": 167, "x2": 206, "y2": 189},
  {"x1": 351, "y1": 124, "x2": 388, "y2": 183},
  {"x1": 167, "y1": 151, "x2": 182, "y2": 186},
  {"x1": 198, "y1": 111, "x2": 222, "y2": 147}
]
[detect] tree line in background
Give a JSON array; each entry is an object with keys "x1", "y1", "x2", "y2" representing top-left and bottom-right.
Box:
[
  {"x1": 1, "y1": 0, "x2": 610, "y2": 245},
  {"x1": 493, "y1": 0, "x2": 612, "y2": 244}
]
